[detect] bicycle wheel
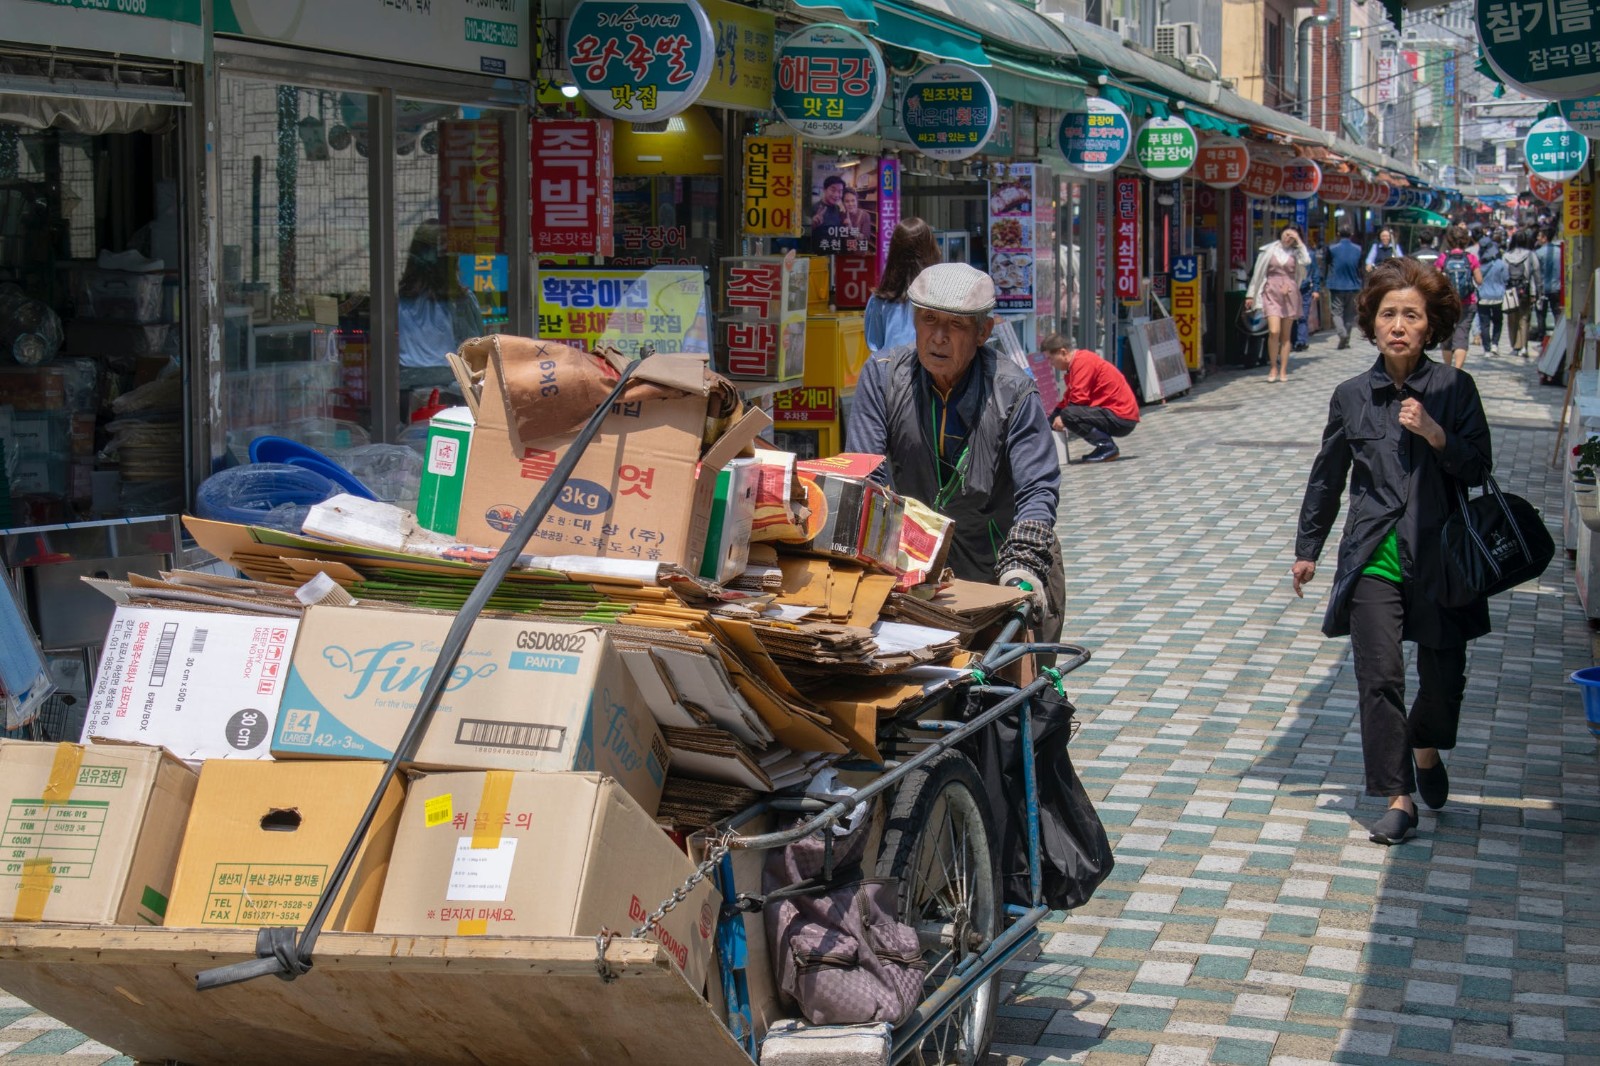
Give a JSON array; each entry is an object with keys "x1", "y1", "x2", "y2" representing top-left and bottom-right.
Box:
[{"x1": 875, "y1": 750, "x2": 1002, "y2": 1066}]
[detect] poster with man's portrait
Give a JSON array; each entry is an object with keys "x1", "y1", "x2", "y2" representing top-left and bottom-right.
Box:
[{"x1": 809, "y1": 157, "x2": 878, "y2": 256}]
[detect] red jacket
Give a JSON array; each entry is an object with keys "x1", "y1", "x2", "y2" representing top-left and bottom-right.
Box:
[{"x1": 1058, "y1": 350, "x2": 1139, "y2": 423}]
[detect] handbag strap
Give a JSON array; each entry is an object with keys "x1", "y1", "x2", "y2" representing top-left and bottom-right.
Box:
[
  {"x1": 1479, "y1": 472, "x2": 1532, "y2": 560},
  {"x1": 1453, "y1": 480, "x2": 1502, "y2": 582}
]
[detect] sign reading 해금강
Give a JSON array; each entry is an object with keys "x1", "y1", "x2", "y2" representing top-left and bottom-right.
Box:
[
  {"x1": 1523, "y1": 116, "x2": 1590, "y2": 183},
  {"x1": 1134, "y1": 117, "x2": 1198, "y2": 181},
  {"x1": 564, "y1": 0, "x2": 715, "y2": 122},
  {"x1": 900, "y1": 63, "x2": 998, "y2": 161},
  {"x1": 772, "y1": 24, "x2": 885, "y2": 140},
  {"x1": 1477, "y1": 0, "x2": 1600, "y2": 101},
  {"x1": 1057, "y1": 97, "x2": 1131, "y2": 178}
]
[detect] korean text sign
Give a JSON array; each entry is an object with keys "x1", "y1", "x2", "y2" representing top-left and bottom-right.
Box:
[
  {"x1": 773, "y1": 24, "x2": 885, "y2": 140},
  {"x1": 1134, "y1": 117, "x2": 1198, "y2": 181},
  {"x1": 564, "y1": 0, "x2": 715, "y2": 120},
  {"x1": 743, "y1": 136, "x2": 803, "y2": 237},
  {"x1": 1476, "y1": 0, "x2": 1600, "y2": 100},
  {"x1": 900, "y1": 63, "x2": 998, "y2": 161},
  {"x1": 719, "y1": 256, "x2": 808, "y2": 382},
  {"x1": 1114, "y1": 176, "x2": 1141, "y2": 305},
  {"x1": 1523, "y1": 116, "x2": 1590, "y2": 182},
  {"x1": 535, "y1": 268, "x2": 708, "y2": 359},
  {"x1": 1195, "y1": 136, "x2": 1249, "y2": 190},
  {"x1": 532, "y1": 120, "x2": 614, "y2": 256},
  {"x1": 1058, "y1": 97, "x2": 1131, "y2": 177},
  {"x1": 1171, "y1": 255, "x2": 1201, "y2": 371}
]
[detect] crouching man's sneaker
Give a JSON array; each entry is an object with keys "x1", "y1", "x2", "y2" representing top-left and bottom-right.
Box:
[{"x1": 1082, "y1": 441, "x2": 1120, "y2": 463}]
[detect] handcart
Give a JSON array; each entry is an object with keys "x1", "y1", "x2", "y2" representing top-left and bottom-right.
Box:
[{"x1": 0, "y1": 354, "x2": 1101, "y2": 1066}]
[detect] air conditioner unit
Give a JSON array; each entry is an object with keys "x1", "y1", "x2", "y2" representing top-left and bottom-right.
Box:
[
  {"x1": 1111, "y1": 16, "x2": 1139, "y2": 41},
  {"x1": 1154, "y1": 22, "x2": 1200, "y2": 60}
]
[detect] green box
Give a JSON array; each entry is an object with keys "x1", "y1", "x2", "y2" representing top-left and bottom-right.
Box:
[
  {"x1": 416, "y1": 407, "x2": 474, "y2": 537},
  {"x1": 699, "y1": 457, "x2": 758, "y2": 583}
]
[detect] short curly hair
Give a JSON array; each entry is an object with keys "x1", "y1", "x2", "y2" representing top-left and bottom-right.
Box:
[{"x1": 1356, "y1": 256, "x2": 1461, "y2": 351}]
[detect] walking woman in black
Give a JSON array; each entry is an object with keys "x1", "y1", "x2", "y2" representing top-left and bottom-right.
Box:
[{"x1": 1290, "y1": 257, "x2": 1492, "y2": 845}]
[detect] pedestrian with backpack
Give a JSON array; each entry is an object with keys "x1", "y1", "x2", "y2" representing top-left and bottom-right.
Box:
[
  {"x1": 1441, "y1": 224, "x2": 1482, "y2": 369},
  {"x1": 1412, "y1": 232, "x2": 1443, "y2": 270},
  {"x1": 1501, "y1": 229, "x2": 1543, "y2": 359},
  {"x1": 1476, "y1": 254, "x2": 1508, "y2": 359}
]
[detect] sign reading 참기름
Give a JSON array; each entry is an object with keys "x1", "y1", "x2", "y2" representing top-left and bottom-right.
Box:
[{"x1": 1476, "y1": 0, "x2": 1600, "y2": 100}]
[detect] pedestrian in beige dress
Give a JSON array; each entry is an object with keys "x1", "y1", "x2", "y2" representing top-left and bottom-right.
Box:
[{"x1": 1246, "y1": 226, "x2": 1312, "y2": 383}]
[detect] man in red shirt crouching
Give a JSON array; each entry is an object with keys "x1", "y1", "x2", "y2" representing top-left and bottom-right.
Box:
[{"x1": 1043, "y1": 334, "x2": 1140, "y2": 463}]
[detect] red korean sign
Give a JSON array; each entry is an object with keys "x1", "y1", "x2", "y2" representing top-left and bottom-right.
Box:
[
  {"x1": 1530, "y1": 173, "x2": 1564, "y2": 203},
  {"x1": 834, "y1": 254, "x2": 875, "y2": 310},
  {"x1": 1367, "y1": 181, "x2": 1392, "y2": 208},
  {"x1": 773, "y1": 385, "x2": 838, "y2": 423},
  {"x1": 1194, "y1": 136, "x2": 1250, "y2": 189},
  {"x1": 1318, "y1": 169, "x2": 1355, "y2": 204},
  {"x1": 1113, "y1": 176, "x2": 1141, "y2": 304},
  {"x1": 1229, "y1": 188, "x2": 1248, "y2": 272},
  {"x1": 531, "y1": 119, "x2": 614, "y2": 256},
  {"x1": 439, "y1": 119, "x2": 506, "y2": 256},
  {"x1": 1280, "y1": 159, "x2": 1321, "y2": 200},
  {"x1": 1237, "y1": 160, "x2": 1282, "y2": 200}
]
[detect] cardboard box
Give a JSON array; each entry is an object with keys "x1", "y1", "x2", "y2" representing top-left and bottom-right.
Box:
[
  {"x1": 448, "y1": 340, "x2": 768, "y2": 568},
  {"x1": 415, "y1": 406, "x2": 474, "y2": 536},
  {"x1": 273, "y1": 606, "x2": 669, "y2": 814},
  {"x1": 0, "y1": 741, "x2": 197, "y2": 925},
  {"x1": 794, "y1": 455, "x2": 905, "y2": 573},
  {"x1": 164, "y1": 759, "x2": 402, "y2": 931},
  {"x1": 700, "y1": 457, "x2": 759, "y2": 583},
  {"x1": 83, "y1": 607, "x2": 299, "y2": 761},
  {"x1": 374, "y1": 771, "x2": 718, "y2": 991}
]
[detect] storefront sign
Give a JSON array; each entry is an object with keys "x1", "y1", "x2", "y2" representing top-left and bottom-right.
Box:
[
  {"x1": 719, "y1": 257, "x2": 808, "y2": 381},
  {"x1": 1194, "y1": 136, "x2": 1250, "y2": 189},
  {"x1": 1368, "y1": 180, "x2": 1392, "y2": 208},
  {"x1": 1238, "y1": 161, "x2": 1283, "y2": 200},
  {"x1": 1523, "y1": 116, "x2": 1591, "y2": 183},
  {"x1": 900, "y1": 64, "x2": 998, "y2": 161},
  {"x1": 743, "y1": 136, "x2": 803, "y2": 237},
  {"x1": 1113, "y1": 176, "x2": 1141, "y2": 305},
  {"x1": 1566, "y1": 179, "x2": 1593, "y2": 240},
  {"x1": 565, "y1": 0, "x2": 715, "y2": 121},
  {"x1": 1477, "y1": 0, "x2": 1600, "y2": 100},
  {"x1": 1561, "y1": 97, "x2": 1600, "y2": 136},
  {"x1": 536, "y1": 267, "x2": 708, "y2": 358},
  {"x1": 988, "y1": 163, "x2": 1041, "y2": 313},
  {"x1": 699, "y1": 0, "x2": 777, "y2": 112},
  {"x1": 1530, "y1": 173, "x2": 1565, "y2": 203},
  {"x1": 809, "y1": 156, "x2": 879, "y2": 255},
  {"x1": 1280, "y1": 159, "x2": 1321, "y2": 200},
  {"x1": 440, "y1": 120, "x2": 507, "y2": 258},
  {"x1": 3, "y1": 0, "x2": 203, "y2": 62},
  {"x1": 834, "y1": 256, "x2": 875, "y2": 310},
  {"x1": 1229, "y1": 189, "x2": 1248, "y2": 272},
  {"x1": 1171, "y1": 255, "x2": 1201, "y2": 371},
  {"x1": 1134, "y1": 117, "x2": 1198, "y2": 181},
  {"x1": 1318, "y1": 169, "x2": 1354, "y2": 203},
  {"x1": 532, "y1": 120, "x2": 614, "y2": 257},
  {"x1": 1057, "y1": 98, "x2": 1132, "y2": 178},
  {"x1": 1384, "y1": 184, "x2": 1403, "y2": 209},
  {"x1": 773, "y1": 386, "x2": 838, "y2": 423},
  {"x1": 1128, "y1": 317, "x2": 1192, "y2": 402},
  {"x1": 877, "y1": 158, "x2": 901, "y2": 279},
  {"x1": 773, "y1": 24, "x2": 886, "y2": 140},
  {"x1": 215, "y1": 0, "x2": 527, "y2": 78},
  {"x1": 1024, "y1": 351, "x2": 1062, "y2": 417}
]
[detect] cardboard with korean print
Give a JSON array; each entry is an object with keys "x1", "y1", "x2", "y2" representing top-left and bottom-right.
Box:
[
  {"x1": 1561, "y1": 97, "x2": 1600, "y2": 136},
  {"x1": 1134, "y1": 116, "x2": 1198, "y2": 181},
  {"x1": 1194, "y1": 135, "x2": 1249, "y2": 189},
  {"x1": 1477, "y1": 0, "x2": 1600, "y2": 100},
  {"x1": 773, "y1": 24, "x2": 885, "y2": 140},
  {"x1": 272, "y1": 606, "x2": 669, "y2": 814},
  {"x1": 900, "y1": 63, "x2": 998, "y2": 161},
  {"x1": 1523, "y1": 116, "x2": 1590, "y2": 183},
  {"x1": 564, "y1": 0, "x2": 715, "y2": 121},
  {"x1": 1057, "y1": 97, "x2": 1131, "y2": 178},
  {"x1": 808, "y1": 156, "x2": 878, "y2": 255}
]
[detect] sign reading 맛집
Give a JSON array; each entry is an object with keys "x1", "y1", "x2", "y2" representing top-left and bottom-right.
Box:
[
  {"x1": 564, "y1": 0, "x2": 716, "y2": 121},
  {"x1": 531, "y1": 120, "x2": 614, "y2": 257},
  {"x1": 772, "y1": 24, "x2": 885, "y2": 140}
]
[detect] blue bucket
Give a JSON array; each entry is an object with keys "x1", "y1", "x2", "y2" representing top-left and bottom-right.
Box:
[{"x1": 1570, "y1": 667, "x2": 1600, "y2": 736}]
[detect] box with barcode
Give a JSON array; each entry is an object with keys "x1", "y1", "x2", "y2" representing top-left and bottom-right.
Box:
[
  {"x1": 271, "y1": 605, "x2": 667, "y2": 815},
  {"x1": 83, "y1": 607, "x2": 300, "y2": 761}
]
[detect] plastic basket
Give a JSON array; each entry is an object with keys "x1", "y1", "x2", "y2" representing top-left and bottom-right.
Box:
[{"x1": 1570, "y1": 667, "x2": 1600, "y2": 736}]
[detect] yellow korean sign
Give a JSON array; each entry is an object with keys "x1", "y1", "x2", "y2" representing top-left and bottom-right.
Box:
[
  {"x1": 743, "y1": 136, "x2": 804, "y2": 237},
  {"x1": 535, "y1": 268, "x2": 709, "y2": 359},
  {"x1": 698, "y1": 0, "x2": 776, "y2": 112},
  {"x1": 1171, "y1": 256, "x2": 1202, "y2": 371}
]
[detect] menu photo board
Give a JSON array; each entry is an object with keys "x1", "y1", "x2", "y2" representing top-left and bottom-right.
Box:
[{"x1": 988, "y1": 163, "x2": 1040, "y2": 314}]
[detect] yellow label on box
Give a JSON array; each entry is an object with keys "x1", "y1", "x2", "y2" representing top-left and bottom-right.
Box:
[{"x1": 424, "y1": 794, "x2": 453, "y2": 829}]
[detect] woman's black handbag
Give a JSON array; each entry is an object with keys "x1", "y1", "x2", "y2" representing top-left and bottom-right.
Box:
[{"x1": 1439, "y1": 474, "x2": 1555, "y2": 607}]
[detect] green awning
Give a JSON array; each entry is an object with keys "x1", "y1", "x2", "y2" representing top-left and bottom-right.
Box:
[
  {"x1": 984, "y1": 53, "x2": 1088, "y2": 110},
  {"x1": 871, "y1": 1, "x2": 990, "y2": 66},
  {"x1": 897, "y1": 0, "x2": 1077, "y2": 56},
  {"x1": 788, "y1": 0, "x2": 879, "y2": 23}
]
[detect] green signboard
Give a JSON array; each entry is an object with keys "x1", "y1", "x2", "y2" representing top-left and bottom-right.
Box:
[
  {"x1": 1133, "y1": 117, "x2": 1198, "y2": 181},
  {"x1": 564, "y1": 0, "x2": 715, "y2": 121},
  {"x1": 773, "y1": 24, "x2": 886, "y2": 140},
  {"x1": 1560, "y1": 97, "x2": 1600, "y2": 137},
  {"x1": 900, "y1": 63, "x2": 998, "y2": 162},
  {"x1": 4, "y1": 0, "x2": 203, "y2": 61},
  {"x1": 1523, "y1": 116, "x2": 1590, "y2": 182},
  {"x1": 1477, "y1": 0, "x2": 1600, "y2": 100}
]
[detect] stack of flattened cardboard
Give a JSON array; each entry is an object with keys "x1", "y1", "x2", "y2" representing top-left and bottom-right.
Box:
[
  {"x1": 881, "y1": 578, "x2": 1031, "y2": 643},
  {"x1": 655, "y1": 777, "x2": 760, "y2": 831}
]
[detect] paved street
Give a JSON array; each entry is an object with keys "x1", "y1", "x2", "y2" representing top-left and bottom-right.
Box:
[{"x1": 2, "y1": 329, "x2": 1597, "y2": 1065}]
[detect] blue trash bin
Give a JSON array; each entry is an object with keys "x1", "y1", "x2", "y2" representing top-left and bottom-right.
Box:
[{"x1": 1569, "y1": 667, "x2": 1600, "y2": 736}]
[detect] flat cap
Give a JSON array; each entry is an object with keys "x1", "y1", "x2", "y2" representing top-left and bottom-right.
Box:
[{"x1": 907, "y1": 262, "x2": 996, "y2": 316}]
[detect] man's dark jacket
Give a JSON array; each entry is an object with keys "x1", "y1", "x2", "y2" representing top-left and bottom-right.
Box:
[{"x1": 1296, "y1": 355, "x2": 1492, "y2": 648}]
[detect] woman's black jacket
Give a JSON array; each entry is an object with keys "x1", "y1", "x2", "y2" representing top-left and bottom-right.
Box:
[{"x1": 1295, "y1": 355, "x2": 1492, "y2": 648}]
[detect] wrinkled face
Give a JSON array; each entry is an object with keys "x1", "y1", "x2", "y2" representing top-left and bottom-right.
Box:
[
  {"x1": 1375, "y1": 287, "x2": 1429, "y2": 362},
  {"x1": 915, "y1": 307, "x2": 994, "y2": 389}
]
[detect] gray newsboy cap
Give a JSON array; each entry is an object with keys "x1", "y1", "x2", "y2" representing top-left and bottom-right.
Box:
[{"x1": 907, "y1": 262, "x2": 996, "y2": 316}]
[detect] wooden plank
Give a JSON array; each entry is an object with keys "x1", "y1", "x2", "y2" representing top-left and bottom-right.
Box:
[{"x1": 0, "y1": 926, "x2": 754, "y2": 1066}]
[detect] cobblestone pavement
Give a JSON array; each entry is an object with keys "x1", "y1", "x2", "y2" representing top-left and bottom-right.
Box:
[
  {"x1": 1, "y1": 332, "x2": 1595, "y2": 1065},
  {"x1": 991, "y1": 333, "x2": 1600, "y2": 1065}
]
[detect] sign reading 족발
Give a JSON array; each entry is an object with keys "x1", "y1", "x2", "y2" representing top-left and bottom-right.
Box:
[
  {"x1": 900, "y1": 64, "x2": 998, "y2": 161},
  {"x1": 1523, "y1": 116, "x2": 1591, "y2": 183},
  {"x1": 1561, "y1": 97, "x2": 1600, "y2": 136},
  {"x1": 1280, "y1": 159, "x2": 1321, "y2": 200},
  {"x1": 1058, "y1": 97, "x2": 1132, "y2": 178},
  {"x1": 1193, "y1": 136, "x2": 1249, "y2": 189},
  {"x1": 1133, "y1": 117, "x2": 1198, "y2": 181},
  {"x1": 565, "y1": 0, "x2": 716, "y2": 121},
  {"x1": 773, "y1": 24, "x2": 886, "y2": 140},
  {"x1": 1476, "y1": 0, "x2": 1600, "y2": 101}
]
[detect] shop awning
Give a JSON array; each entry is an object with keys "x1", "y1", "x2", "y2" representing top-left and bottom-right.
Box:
[
  {"x1": 870, "y1": 1, "x2": 990, "y2": 66},
  {"x1": 983, "y1": 53, "x2": 1089, "y2": 110},
  {"x1": 789, "y1": 0, "x2": 879, "y2": 23},
  {"x1": 894, "y1": 0, "x2": 1078, "y2": 57}
]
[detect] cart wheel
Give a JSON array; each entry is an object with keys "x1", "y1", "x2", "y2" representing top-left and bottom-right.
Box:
[{"x1": 876, "y1": 750, "x2": 1001, "y2": 1066}]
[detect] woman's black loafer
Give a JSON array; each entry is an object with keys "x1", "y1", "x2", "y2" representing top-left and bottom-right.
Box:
[
  {"x1": 1369, "y1": 807, "x2": 1418, "y2": 846},
  {"x1": 1416, "y1": 758, "x2": 1449, "y2": 811}
]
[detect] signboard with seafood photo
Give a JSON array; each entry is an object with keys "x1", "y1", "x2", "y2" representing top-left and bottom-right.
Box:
[{"x1": 988, "y1": 163, "x2": 1040, "y2": 314}]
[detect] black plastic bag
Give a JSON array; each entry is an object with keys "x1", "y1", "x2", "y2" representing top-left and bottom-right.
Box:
[
  {"x1": 1439, "y1": 474, "x2": 1555, "y2": 607},
  {"x1": 958, "y1": 687, "x2": 1113, "y2": 911}
]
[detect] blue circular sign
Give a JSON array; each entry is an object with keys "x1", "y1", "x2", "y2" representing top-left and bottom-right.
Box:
[
  {"x1": 1058, "y1": 97, "x2": 1132, "y2": 178},
  {"x1": 565, "y1": 0, "x2": 715, "y2": 122}
]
